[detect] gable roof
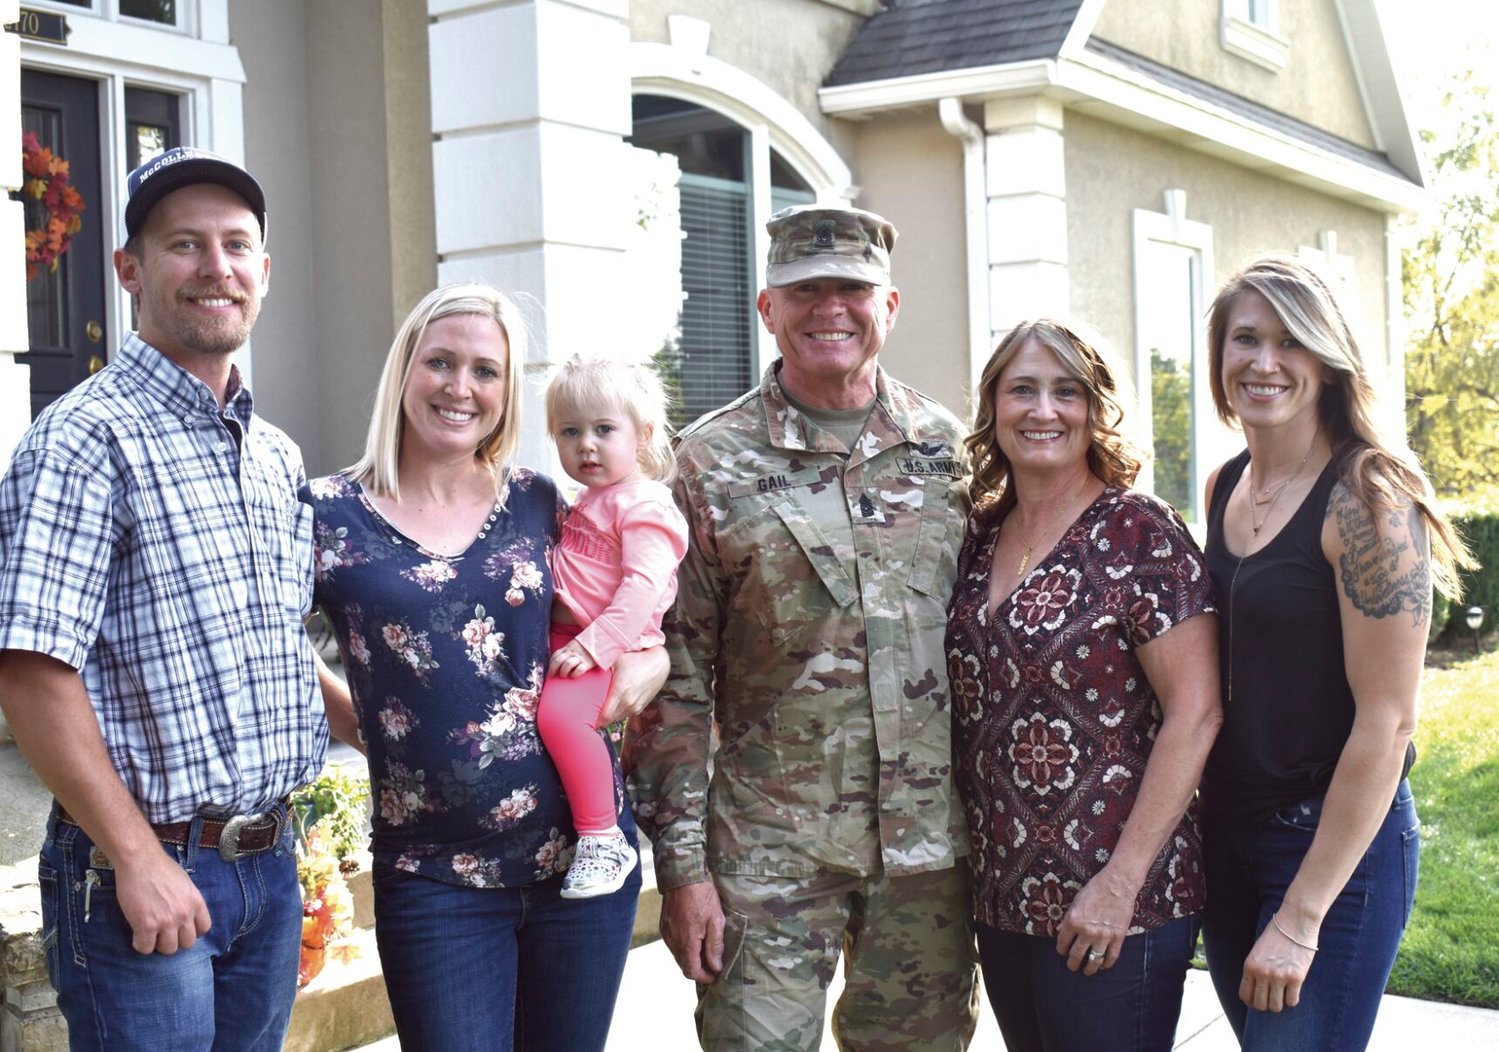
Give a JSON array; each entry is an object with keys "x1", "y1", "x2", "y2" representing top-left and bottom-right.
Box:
[
  {"x1": 1086, "y1": 38, "x2": 1406, "y2": 182},
  {"x1": 826, "y1": 0, "x2": 1087, "y2": 87},
  {"x1": 819, "y1": 0, "x2": 1424, "y2": 209}
]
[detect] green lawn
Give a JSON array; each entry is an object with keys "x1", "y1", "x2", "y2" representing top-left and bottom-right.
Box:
[{"x1": 1387, "y1": 640, "x2": 1499, "y2": 1007}]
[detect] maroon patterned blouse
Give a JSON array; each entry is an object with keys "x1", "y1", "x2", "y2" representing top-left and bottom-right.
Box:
[{"x1": 946, "y1": 488, "x2": 1214, "y2": 936}]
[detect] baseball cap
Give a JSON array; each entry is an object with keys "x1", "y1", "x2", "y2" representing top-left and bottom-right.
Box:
[
  {"x1": 124, "y1": 146, "x2": 268, "y2": 241},
  {"x1": 764, "y1": 205, "x2": 897, "y2": 288}
]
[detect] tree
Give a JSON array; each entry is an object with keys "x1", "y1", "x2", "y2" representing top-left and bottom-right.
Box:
[
  {"x1": 1403, "y1": 75, "x2": 1499, "y2": 500},
  {"x1": 1149, "y1": 346, "x2": 1193, "y2": 519}
]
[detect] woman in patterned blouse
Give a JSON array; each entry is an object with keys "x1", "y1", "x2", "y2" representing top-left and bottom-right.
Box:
[
  {"x1": 307, "y1": 284, "x2": 666, "y2": 1051},
  {"x1": 945, "y1": 320, "x2": 1222, "y2": 1052}
]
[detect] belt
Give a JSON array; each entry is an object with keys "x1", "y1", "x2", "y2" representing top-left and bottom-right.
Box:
[{"x1": 56, "y1": 801, "x2": 288, "y2": 862}]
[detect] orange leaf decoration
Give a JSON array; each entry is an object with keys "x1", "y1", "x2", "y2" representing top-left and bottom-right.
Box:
[{"x1": 21, "y1": 132, "x2": 86, "y2": 283}]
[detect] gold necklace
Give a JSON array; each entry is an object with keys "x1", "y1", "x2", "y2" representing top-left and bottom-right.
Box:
[
  {"x1": 1247, "y1": 444, "x2": 1314, "y2": 536},
  {"x1": 1252, "y1": 479, "x2": 1291, "y2": 505},
  {"x1": 1010, "y1": 481, "x2": 1089, "y2": 577}
]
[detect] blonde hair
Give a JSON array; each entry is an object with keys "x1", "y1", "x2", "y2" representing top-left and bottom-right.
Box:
[
  {"x1": 544, "y1": 354, "x2": 677, "y2": 482},
  {"x1": 965, "y1": 319, "x2": 1141, "y2": 509},
  {"x1": 347, "y1": 283, "x2": 528, "y2": 502},
  {"x1": 1207, "y1": 254, "x2": 1472, "y2": 597}
]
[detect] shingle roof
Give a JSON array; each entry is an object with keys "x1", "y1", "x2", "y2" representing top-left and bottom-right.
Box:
[
  {"x1": 824, "y1": 3, "x2": 1409, "y2": 184},
  {"x1": 1087, "y1": 39, "x2": 1408, "y2": 181},
  {"x1": 825, "y1": 0, "x2": 1086, "y2": 86}
]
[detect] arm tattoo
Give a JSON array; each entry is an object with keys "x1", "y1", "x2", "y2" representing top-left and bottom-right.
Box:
[{"x1": 1329, "y1": 483, "x2": 1432, "y2": 626}]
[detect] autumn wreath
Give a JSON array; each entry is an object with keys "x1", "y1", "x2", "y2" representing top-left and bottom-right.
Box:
[{"x1": 21, "y1": 131, "x2": 86, "y2": 282}]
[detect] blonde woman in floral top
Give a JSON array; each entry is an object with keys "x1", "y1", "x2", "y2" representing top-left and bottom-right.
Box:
[
  {"x1": 945, "y1": 320, "x2": 1222, "y2": 1052},
  {"x1": 306, "y1": 284, "x2": 666, "y2": 1051}
]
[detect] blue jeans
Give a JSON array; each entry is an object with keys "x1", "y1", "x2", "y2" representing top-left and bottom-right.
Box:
[
  {"x1": 38, "y1": 807, "x2": 301, "y2": 1051},
  {"x1": 372, "y1": 854, "x2": 639, "y2": 1052},
  {"x1": 1201, "y1": 780, "x2": 1420, "y2": 1051},
  {"x1": 975, "y1": 914, "x2": 1198, "y2": 1052}
]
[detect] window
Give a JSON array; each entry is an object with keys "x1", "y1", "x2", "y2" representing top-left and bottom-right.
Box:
[
  {"x1": 21, "y1": 95, "x2": 71, "y2": 355},
  {"x1": 631, "y1": 95, "x2": 814, "y2": 427},
  {"x1": 120, "y1": 0, "x2": 176, "y2": 24},
  {"x1": 31, "y1": 0, "x2": 178, "y2": 26},
  {"x1": 1139, "y1": 242, "x2": 1199, "y2": 519},
  {"x1": 1132, "y1": 197, "x2": 1235, "y2": 527},
  {"x1": 126, "y1": 86, "x2": 181, "y2": 171},
  {"x1": 124, "y1": 88, "x2": 181, "y2": 331},
  {"x1": 1220, "y1": 0, "x2": 1288, "y2": 70}
]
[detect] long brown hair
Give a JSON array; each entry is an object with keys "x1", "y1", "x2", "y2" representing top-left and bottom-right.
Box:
[
  {"x1": 1207, "y1": 254, "x2": 1472, "y2": 597},
  {"x1": 965, "y1": 319, "x2": 1141, "y2": 509}
]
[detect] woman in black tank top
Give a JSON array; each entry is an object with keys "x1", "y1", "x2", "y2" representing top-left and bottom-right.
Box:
[{"x1": 1196, "y1": 256, "x2": 1471, "y2": 1051}]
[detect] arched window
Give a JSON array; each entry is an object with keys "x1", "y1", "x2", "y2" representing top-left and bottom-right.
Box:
[{"x1": 630, "y1": 95, "x2": 814, "y2": 426}]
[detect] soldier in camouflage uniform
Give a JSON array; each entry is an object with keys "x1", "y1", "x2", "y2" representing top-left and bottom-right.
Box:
[{"x1": 626, "y1": 205, "x2": 979, "y2": 1050}]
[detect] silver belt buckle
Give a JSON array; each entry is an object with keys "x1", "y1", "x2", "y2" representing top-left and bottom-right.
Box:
[{"x1": 218, "y1": 811, "x2": 266, "y2": 862}]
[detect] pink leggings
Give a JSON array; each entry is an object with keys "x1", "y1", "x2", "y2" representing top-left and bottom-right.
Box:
[{"x1": 536, "y1": 623, "x2": 618, "y2": 836}]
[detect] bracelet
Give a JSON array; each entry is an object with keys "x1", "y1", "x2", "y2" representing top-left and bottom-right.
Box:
[{"x1": 1271, "y1": 914, "x2": 1319, "y2": 952}]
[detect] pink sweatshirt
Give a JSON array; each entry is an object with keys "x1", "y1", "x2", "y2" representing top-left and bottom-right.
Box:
[{"x1": 550, "y1": 478, "x2": 689, "y2": 670}]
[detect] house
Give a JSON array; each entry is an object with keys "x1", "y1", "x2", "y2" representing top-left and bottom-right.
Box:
[
  {"x1": 2, "y1": 0, "x2": 1425, "y2": 519},
  {"x1": 0, "y1": 0, "x2": 1435, "y2": 1041}
]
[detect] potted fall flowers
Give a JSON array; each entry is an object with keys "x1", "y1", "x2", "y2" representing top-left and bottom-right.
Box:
[{"x1": 292, "y1": 767, "x2": 369, "y2": 987}]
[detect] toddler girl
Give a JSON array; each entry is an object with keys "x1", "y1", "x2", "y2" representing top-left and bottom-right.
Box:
[{"x1": 540, "y1": 354, "x2": 689, "y2": 899}]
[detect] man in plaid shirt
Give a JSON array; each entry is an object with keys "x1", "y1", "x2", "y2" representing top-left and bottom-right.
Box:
[{"x1": 0, "y1": 148, "x2": 326, "y2": 1049}]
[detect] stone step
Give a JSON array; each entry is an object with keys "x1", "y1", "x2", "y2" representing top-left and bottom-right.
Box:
[
  {"x1": 0, "y1": 858, "x2": 63, "y2": 1051},
  {"x1": 285, "y1": 926, "x2": 394, "y2": 1052},
  {"x1": 0, "y1": 850, "x2": 660, "y2": 1052}
]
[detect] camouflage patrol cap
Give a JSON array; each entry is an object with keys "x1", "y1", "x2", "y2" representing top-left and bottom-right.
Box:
[{"x1": 764, "y1": 205, "x2": 897, "y2": 288}]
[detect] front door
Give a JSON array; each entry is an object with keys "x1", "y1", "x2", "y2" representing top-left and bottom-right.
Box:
[{"x1": 20, "y1": 70, "x2": 108, "y2": 419}]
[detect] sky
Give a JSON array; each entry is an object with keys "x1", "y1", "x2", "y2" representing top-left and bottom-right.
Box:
[{"x1": 1378, "y1": 0, "x2": 1498, "y2": 132}]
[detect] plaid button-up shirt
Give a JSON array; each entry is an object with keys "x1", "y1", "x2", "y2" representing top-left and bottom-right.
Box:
[{"x1": 0, "y1": 334, "x2": 325, "y2": 823}]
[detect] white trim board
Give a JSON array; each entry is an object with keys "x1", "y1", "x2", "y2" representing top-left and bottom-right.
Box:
[{"x1": 819, "y1": 39, "x2": 1425, "y2": 216}]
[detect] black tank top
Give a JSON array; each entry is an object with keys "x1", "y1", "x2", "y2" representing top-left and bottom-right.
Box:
[{"x1": 1201, "y1": 450, "x2": 1359, "y2": 820}]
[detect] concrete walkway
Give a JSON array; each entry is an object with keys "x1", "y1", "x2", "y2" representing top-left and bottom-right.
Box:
[
  {"x1": 353, "y1": 931, "x2": 1499, "y2": 1050},
  {"x1": 5, "y1": 740, "x2": 1494, "y2": 1051},
  {"x1": 603, "y1": 937, "x2": 1499, "y2": 1051},
  {"x1": 0, "y1": 742, "x2": 53, "y2": 868}
]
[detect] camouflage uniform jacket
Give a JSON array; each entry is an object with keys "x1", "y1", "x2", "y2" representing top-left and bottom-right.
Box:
[{"x1": 627, "y1": 362, "x2": 971, "y2": 889}]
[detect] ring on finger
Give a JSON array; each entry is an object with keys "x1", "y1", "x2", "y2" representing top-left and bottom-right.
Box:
[{"x1": 1086, "y1": 949, "x2": 1105, "y2": 962}]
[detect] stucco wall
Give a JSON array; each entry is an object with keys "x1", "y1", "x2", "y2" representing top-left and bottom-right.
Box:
[
  {"x1": 383, "y1": 0, "x2": 438, "y2": 330},
  {"x1": 629, "y1": 0, "x2": 868, "y2": 135},
  {"x1": 839, "y1": 110, "x2": 972, "y2": 422},
  {"x1": 1063, "y1": 111, "x2": 1391, "y2": 384},
  {"x1": 1090, "y1": 0, "x2": 1377, "y2": 150},
  {"x1": 232, "y1": 0, "x2": 323, "y2": 464},
  {"x1": 233, "y1": 0, "x2": 436, "y2": 476}
]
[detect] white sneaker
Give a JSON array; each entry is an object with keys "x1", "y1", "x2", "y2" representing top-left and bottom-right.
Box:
[{"x1": 560, "y1": 832, "x2": 638, "y2": 899}]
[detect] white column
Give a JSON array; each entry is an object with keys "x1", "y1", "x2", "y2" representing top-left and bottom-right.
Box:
[
  {"x1": 427, "y1": 0, "x2": 632, "y2": 471},
  {"x1": 983, "y1": 96, "x2": 1069, "y2": 339},
  {"x1": 1, "y1": 0, "x2": 31, "y2": 472},
  {"x1": 1, "y1": 0, "x2": 25, "y2": 741}
]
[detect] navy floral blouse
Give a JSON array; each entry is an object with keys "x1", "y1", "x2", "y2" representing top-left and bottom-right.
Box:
[
  {"x1": 946, "y1": 488, "x2": 1213, "y2": 936},
  {"x1": 305, "y1": 469, "x2": 634, "y2": 888}
]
